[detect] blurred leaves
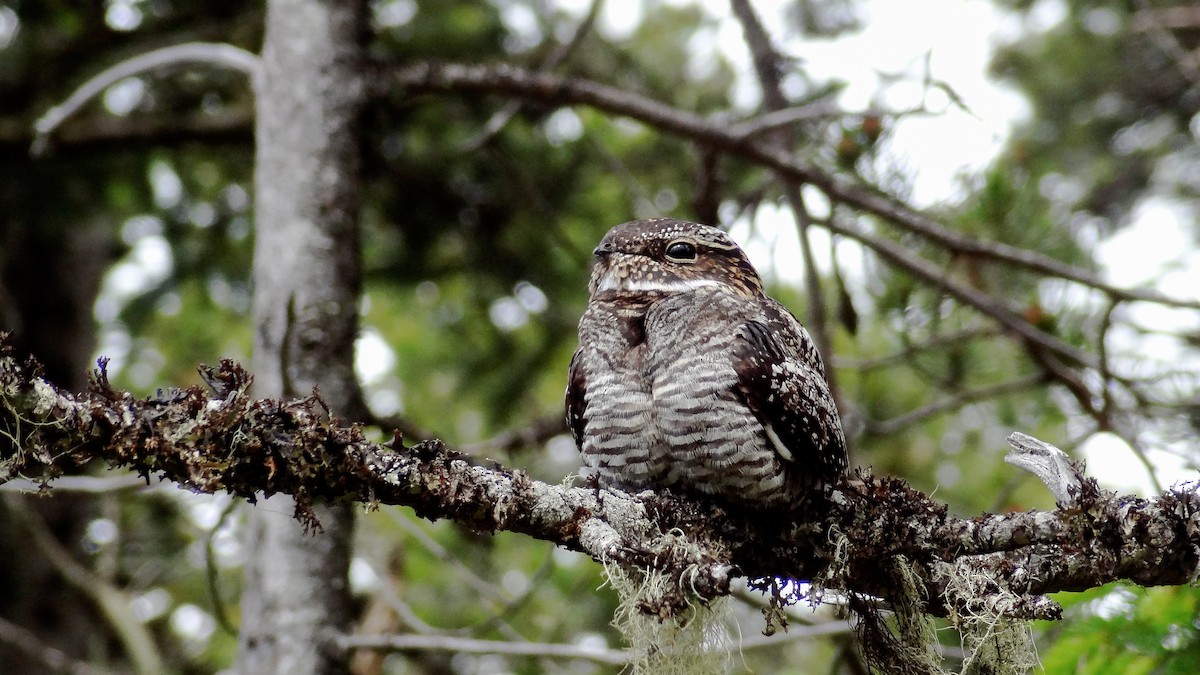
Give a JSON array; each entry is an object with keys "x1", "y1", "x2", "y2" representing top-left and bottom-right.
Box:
[{"x1": 1043, "y1": 585, "x2": 1200, "y2": 674}]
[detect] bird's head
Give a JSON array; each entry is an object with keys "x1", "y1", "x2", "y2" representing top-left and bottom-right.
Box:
[{"x1": 587, "y1": 218, "x2": 764, "y2": 298}]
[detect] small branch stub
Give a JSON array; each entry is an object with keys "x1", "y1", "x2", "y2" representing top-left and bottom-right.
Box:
[{"x1": 1004, "y1": 432, "x2": 1085, "y2": 507}]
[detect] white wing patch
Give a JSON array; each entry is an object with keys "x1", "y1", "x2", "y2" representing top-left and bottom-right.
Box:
[{"x1": 764, "y1": 423, "x2": 794, "y2": 461}]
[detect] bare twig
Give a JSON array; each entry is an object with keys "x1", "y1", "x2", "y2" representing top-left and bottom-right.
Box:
[
  {"x1": 385, "y1": 509, "x2": 513, "y2": 607},
  {"x1": 33, "y1": 42, "x2": 261, "y2": 154},
  {"x1": 357, "y1": 557, "x2": 439, "y2": 635},
  {"x1": 1096, "y1": 299, "x2": 1119, "y2": 422},
  {"x1": 204, "y1": 499, "x2": 240, "y2": 636},
  {"x1": 833, "y1": 327, "x2": 1000, "y2": 372},
  {"x1": 1127, "y1": 436, "x2": 1167, "y2": 496},
  {"x1": 729, "y1": 104, "x2": 930, "y2": 140},
  {"x1": 0, "y1": 474, "x2": 155, "y2": 493},
  {"x1": 4, "y1": 496, "x2": 164, "y2": 675},
  {"x1": 1130, "y1": 2, "x2": 1200, "y2": 85},
  {"x1": 340, "y1": 617, "x2": 859, "y2": 667},
  {"x1": 463, "y1": 544, "x2": 556, "y2": 636},
  {"x1": 727, "y1": 101, "x2": 842, "y2": 139},
  {"x1": 458, "y1": 413, "x2": 566, "y2": 455},
  {"x1": 461, "y1": 0, "x2": 604, "y2": 151},
  {"x1": 739, "y1": 620, "x2": 857, "y2": 645},
  {"x1": 1088, "y1": 301, "x2": 1164, "y2": 492},
  {"x1": 867, "y1": 373, "x2": 1045, "y2": 436},
  {"x1": 730, "y1": 0, "x2": 836, "y2": 398},
  {"x1": 820, "y1": 215, "x2": 1097, "y2": 370},
  {"x1": 0, "y1": 615, "x2": 108, "y2": 675},
  {"x1": 340, "y1": 632, "x2": 629, "y2": 666},
  {"x1": 0, "y1": 110, "x2": 253, "y2": 153},
  {"x1": 383, "y1": 509, "x2": 544, "y2": 648}
]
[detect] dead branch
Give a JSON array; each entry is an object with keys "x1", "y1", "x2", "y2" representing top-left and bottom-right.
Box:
[
  {"x1": 2, "y1": 342, "x2": 1198, "y2": 629},
  {"x1": 32, "y1": 42, "x2": 261, "y2": 155},
  {"x1": 380, "y1": 60, "x2": 1200, "y2": 314}
]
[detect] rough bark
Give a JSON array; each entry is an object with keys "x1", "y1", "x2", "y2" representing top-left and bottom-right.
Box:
[
  {"x1": 235, "y1": 0, "x2": 367, "y2": 673},
  {"x1": 3, "y1": 349, "x2": 1198, "y2": 633}
]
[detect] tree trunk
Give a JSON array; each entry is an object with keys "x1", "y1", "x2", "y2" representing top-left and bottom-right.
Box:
[{"x1": 235, "y1": 0, "x2": 367, "y2": 673}]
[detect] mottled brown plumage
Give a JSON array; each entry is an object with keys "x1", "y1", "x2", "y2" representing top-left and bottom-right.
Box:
[{"x1": 566, "y1": 218, "x2": 847, "y2": 507}]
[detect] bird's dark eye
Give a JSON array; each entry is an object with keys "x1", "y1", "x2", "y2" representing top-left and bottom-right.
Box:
[{"x1": 665, "y1": 240, "x2": 697, "y2": 262}]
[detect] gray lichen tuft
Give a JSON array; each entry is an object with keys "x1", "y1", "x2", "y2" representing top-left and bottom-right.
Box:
[{"x1": 603, "y1": 544, "x2": 733, "y2": 675}]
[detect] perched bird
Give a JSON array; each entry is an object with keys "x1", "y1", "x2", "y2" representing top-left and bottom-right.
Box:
[{"x1": 566, "y1": 218, "x2": 847, "y2": 507}]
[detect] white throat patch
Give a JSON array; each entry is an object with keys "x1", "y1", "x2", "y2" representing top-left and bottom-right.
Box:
[{"x1": 595, "y1": 273, "x2": 721, "y2": 294}]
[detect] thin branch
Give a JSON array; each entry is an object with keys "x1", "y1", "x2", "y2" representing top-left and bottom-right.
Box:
[
  {"x1": 381, "y1": 61, "x2": 1200, "y2": 312},
  {"x1": 1130, "y1": 2, "x2": 1200, "y2": 86},
  {"x1": 4, "y1": 496, "x2": 164, "y2": 675},
  {"x1": 1127, "y1": 436, "x2": 1167, "y2": 496},
  {"x1": 0, "y1": 474, "x2": 155, "y2": 493},
  {"x1": 340, "y1": 619, "x2": 858, "y2": 667},
  {"x1": 727, "y1": 101, "x2": 842, "y2": 138},
  {"x1": 728, "y1": 104, "x2": 930, "y2": 140},
  {"x1": 461, "y1": 0, "x2": 604, "y2": 151},
  {"x1": 204, "y1": 499, "x2": 240, "y2": 636},
  {"x1": 383, "y1": 509, "x2": 559, "y2": 649},
  {"x1": 33, "y1": 42, "x2": 261, "y2": 154},
  {"x1": 385, "y1": 509, "x2": 513, "y2": 608},
  {"x1": 341, "y1": 633, "x2": 629, "y2": 666},
  {"x1": 457, "y1": 413, "x2": 566, "y2": 455},
  {"x1": 730, "y1": 0, "x2": 836, "y2": 398},
  {"x1": 1090, "y1": 299, "x2": 1162, "y2": 492},
  {"x1": 738, "y1": 620, "x2": 857, "y2": 646},
  {"x1": 833, "y1": 327, "x2": 1000, "y2": 372},
  {"x1": 866, "y1": 373, "x2": 1045, "y2": 436},
  {"x1": 1131, "y1": 5, "x2": 1200, "y2": 30},
  {"x1": 462, "y1": 544, "x2": 556, "y2": 636},
  {"x1": 0, "y1": 615, "x2": 108, "y2": 675},
  {"x1": 729, "y1": 0, "x2": 789, "y2": 111},
  {"x1": 1095, "y1": 299, "x2": 1121, "y2": 425},
  {"x1": 0, "y1": 110, "x2": 253, "y2": 156},
  {"x1": 358, "y1": 557, "x2": 439, "y2": 635},
  {"x1": 819, "y1": 215, "x2": 1097, "y2": 370}
]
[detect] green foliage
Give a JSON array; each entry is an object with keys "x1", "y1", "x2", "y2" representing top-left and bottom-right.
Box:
[{"x1": 1042, "y1": 585, "x2": 1200, "y2": 674}]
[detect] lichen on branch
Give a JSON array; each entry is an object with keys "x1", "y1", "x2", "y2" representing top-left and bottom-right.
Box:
[{"x1": 2, "y1": 335, "x2": 1198, "y2": 635}]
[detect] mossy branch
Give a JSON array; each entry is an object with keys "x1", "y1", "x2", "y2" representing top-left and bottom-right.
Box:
[{"x1": 2, "y1": 337, "x2": 1198, "y2": 635}]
